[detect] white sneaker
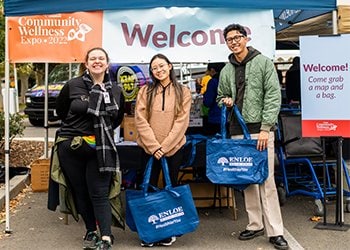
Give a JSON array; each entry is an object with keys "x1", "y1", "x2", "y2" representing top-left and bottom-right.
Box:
[
  {"x1": 158, "y1": 236, "x2": 176, "y2": 246},
  {"x1": 140, "y1": 241, "x2": 154, "y2": 247}
]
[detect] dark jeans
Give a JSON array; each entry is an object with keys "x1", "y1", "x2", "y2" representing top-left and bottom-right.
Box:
[
  {"x1": 57, "y1": 139, "x2": 112, "y2": 236},
  {"x1": 144, "y1": 147, "x2": 184, "y2": 188}
]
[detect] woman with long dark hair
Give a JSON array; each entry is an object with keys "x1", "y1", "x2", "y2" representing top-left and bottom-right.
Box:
[{"x1": 134, "y1": 53, "x2": 192, "y2": 247}]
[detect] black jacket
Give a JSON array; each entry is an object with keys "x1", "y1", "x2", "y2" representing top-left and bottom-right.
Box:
[{"x1": 56, "y1": 72, "x2": 125, "y2": 137}]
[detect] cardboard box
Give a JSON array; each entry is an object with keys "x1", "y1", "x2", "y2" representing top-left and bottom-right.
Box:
[
  {"x1": 30, "y1": 158, "x2": 50, "y2": 192},
  {"x1": 122, "y1": 116, "x2": 137, "y2": 141},
  {"x1": 338, "y1": 5, "x2": 350, "y2": 34},
  {"x1": 179, "y1": 171, "x2": 233, "y2": 208},
  {"x1": 188, "y1": 182, "x2": 234, "y2": 208}
]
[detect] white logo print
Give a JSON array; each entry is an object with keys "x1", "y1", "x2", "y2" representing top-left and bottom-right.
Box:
[
  {"x1": 148, "y1": 206, "x2": 184, "y2": 229},
  {"x1": 217, "y1": 156, "x2": 253, "y2": 172},
  {"x1": 316, "y1": 122, "x2": 337, "y2": 131},
  {"x1": 67, "y1": 23, "x2": 92, "y2": 41},
  {"x1": 217, "y1": 157, "x2": 229, "y2": 166},
  {"x1": 148, "y1": 215, "x2": 159, "y2": 225},
  {"x1": 217, "y1": 156, "x2": 253, "y2": 167}
]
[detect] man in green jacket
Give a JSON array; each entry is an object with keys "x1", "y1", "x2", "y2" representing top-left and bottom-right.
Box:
[{"x1": 217, "y1": 23, "x2": 288, "y2": 250}]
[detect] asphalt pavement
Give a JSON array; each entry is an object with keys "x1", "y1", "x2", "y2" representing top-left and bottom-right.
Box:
[{"x1": 1, "y1": 177, "x2": 350, "y2": 250}]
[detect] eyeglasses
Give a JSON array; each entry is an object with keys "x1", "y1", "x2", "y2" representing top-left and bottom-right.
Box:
[{"x1": 225, "y1": 35, "x2": 245, "y2": 44}]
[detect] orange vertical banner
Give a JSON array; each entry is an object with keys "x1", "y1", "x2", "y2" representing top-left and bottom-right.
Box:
[{"x1": 8, "y1": 11, "x2": 103, "y2": 63}]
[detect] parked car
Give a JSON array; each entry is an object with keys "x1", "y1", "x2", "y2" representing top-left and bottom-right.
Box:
[{"x1": 24, "y1": 63, "x2": 80, "y2": 126}]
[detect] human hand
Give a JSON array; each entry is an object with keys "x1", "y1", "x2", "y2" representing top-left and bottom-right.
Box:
[
  {"x1": 257, "y1": 130, "x2": 269, "y2": 151},
  {"x1": 221, "y1": 97, "x2": 234, "y2": 107},
  {"x1": 154, "y1": 148, "x2": 164, "y2": 160}
]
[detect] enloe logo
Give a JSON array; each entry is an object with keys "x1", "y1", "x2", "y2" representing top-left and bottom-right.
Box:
[
  {"x1": 217, "y1": 157, "x2": 229, "y2": 166},
  {"x1": 147, "y1": 206, "x2": 184, "y2": 228},
  {"x1": 147, "y1": 215, "x2": 159, "y2": 225}
]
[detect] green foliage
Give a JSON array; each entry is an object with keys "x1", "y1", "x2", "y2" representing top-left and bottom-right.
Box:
[
  {"x1": 0, "y1": 112, "x2": 26, "y2": 149},
  {"x1": 16, "y1": 63, "x2": 34, "y2": 75}
]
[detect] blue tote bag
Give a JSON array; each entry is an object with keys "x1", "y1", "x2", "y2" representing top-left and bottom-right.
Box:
[
  {"x1": 206, "y1": 105, "x2": 268, "y2": 185},
  {"x1": 126, "y1": 157, "x2": 199, "y2": 243}
]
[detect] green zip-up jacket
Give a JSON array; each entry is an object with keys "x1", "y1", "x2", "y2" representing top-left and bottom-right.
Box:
[
  {"x1": 217, "y1": 51, "x2": 281, "y2": 132},
  {"x1": 48, "y1": 136, "x2": 125, "y2": 229}
]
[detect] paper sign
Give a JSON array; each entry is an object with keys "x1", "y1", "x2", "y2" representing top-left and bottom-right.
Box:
[{"x1": 300, "y1": 34, "x2": 350, "y2": 137}]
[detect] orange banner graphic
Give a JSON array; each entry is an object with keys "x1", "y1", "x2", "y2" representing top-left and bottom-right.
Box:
[{"x1": 8, "y1": 11, "x2": 103, "y2": 63}]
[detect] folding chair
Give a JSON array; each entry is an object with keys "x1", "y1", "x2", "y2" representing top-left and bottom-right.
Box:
[{"x1": 275, "y1": 110, "x2": 350, "y2": 215}]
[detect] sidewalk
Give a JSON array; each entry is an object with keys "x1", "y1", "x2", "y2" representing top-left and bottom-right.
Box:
[{"x1": 1, "y1": 179, "x2": 350, "y2": 250}]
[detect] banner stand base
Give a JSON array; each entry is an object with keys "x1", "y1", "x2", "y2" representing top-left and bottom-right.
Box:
[
  {"x1": 314, "y1": 222, "x2": 350, "y2": 231},
  {"x1": 314, "y1": 137, "x2": 349, "y2": 232}
]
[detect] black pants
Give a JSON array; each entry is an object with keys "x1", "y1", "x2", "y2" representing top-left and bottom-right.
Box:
[
  {"x1": 144, "y1": 147, "x2": 184, "y2": 188},
  {"x1": 57, "y1": 139, "x2": 112, "y2": 236}
]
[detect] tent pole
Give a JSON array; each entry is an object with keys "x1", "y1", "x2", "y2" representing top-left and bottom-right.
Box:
[
  {"x1": 332, "y1": 10, "x2": 338, "y2": 35},
  {"x1": 69, "y1": 63, "x2": 72, "y2": 79},
  {"x1": 4, "y1": 16, "x2": 13, "y2": 234},
  {"x1": 44, "y1": 63, "x2": 49, "y2": 158},
  {"x1": 180, "y1": 62, "x2": 183, "y2": 85},
  {"x1": 13, "y1": 63, "x2": 19, "y2": 112}
]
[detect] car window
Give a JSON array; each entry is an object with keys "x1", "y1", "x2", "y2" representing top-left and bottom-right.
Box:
[{"x1": 48, "y1": 63, "x2": 80, "y2": 84}]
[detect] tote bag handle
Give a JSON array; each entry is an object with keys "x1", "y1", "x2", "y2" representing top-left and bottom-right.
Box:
[
  {"x1": 142, "y1": 157, "x2": 174, "y2": 195},
  {"x1": 221, "y1": 105, "x2": 251, "y2": 140}
]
